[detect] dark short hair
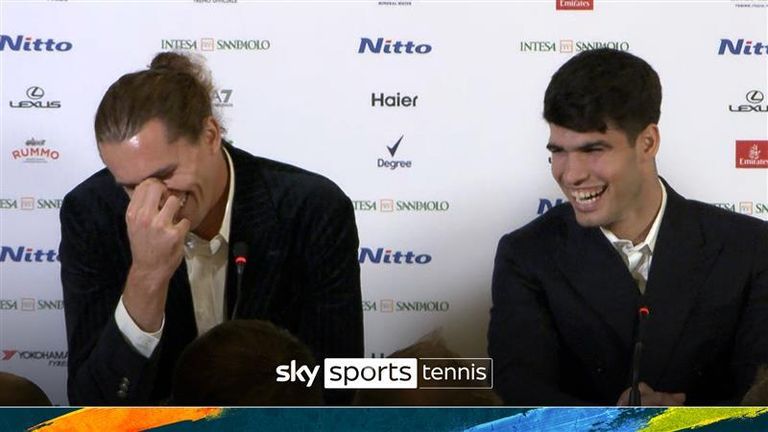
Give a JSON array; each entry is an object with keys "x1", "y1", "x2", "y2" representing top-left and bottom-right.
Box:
[
  {"x1": 543, "y1": 48, "x2": 662, "y2": 141},
  {"x1": 171, "y1": 320, "x2": 323, "y2": 406},
  {"x1": 94, "y1": 52, "x2": 214, "y2": 145}
]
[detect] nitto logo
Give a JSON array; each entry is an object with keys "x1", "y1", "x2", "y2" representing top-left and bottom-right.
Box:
[
  {"x1": 0, "y1": 35, "x2": 73, "y2": 52},
  {"x1": 359, "y1": 247, "x2": 432, "y2": 264},
  {"x1": 538, "y1": 198, "x2": 566, "y2": 215},
  {"x1": 0, "y1": 246, "x2": 59, "y2": 263},
  {"x1": 718, "y1": 39, "x2": 768, "y2": 55},
  {"x1": 358, "y1": 38, "x2": 432, "y2": 54}
]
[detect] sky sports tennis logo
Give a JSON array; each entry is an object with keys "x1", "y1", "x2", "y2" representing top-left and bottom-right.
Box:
[
  {"x1": 0, "y1": 35, "x2": 73, "y2": 52},
  {"x1": 276, "y1": 358, "x2": 492, "y2": 389}
]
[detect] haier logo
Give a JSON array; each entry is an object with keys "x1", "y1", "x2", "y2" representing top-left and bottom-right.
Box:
[
  {"x1": 0, "y1": 246, "x2": 59, "y2": 263},
  {"x1": 358, "y1": 247, "x2": 432, "y2": 264},
  {"x1": 0, "y1": 35, "x2": 73, "y2": 52},
  {"x1": 538, "y1": 198, "x2": 566, "y2": 215},
  {"x1": 358, "y1": 38, "x2": 432, "y2": 54},
  {"x1": 718, "y1": 39, "x2": 768, "y2": 55}
]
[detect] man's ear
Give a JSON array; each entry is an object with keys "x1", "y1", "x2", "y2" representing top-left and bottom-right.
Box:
[
  {"x1": 201, "y1": 116, "x2": 222, "y2": 154},
  {"x1": 635, "y1": 123, "x2": 660, "y2": 161}
]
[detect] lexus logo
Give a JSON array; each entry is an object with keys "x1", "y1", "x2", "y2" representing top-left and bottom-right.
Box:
[
  {"x1": 26, "y1": 87, "x2": 44, "y2": 100},
  {"x1": 746, "y1": 90, "x2": 764, "y2": 104}
]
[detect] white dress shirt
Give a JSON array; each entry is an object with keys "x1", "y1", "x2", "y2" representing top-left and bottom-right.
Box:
[
  {"x1": 115, "y1": 148, "x2": 235, "y2": 358},
  {"x1": 600, "y1": 179, "x2": 667, "y2": 294}
]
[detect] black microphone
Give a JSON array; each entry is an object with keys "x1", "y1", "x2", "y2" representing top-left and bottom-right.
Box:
[
  {"x1": 231, "y1": 241, "x2": 248, "y2": 320},
  {"x1": 629, "y1": 305, "x2": 650, "y2": 406}
]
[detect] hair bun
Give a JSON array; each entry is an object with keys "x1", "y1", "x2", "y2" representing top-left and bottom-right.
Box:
[{"x1": 149, "y1": 51, "x2": 213, "y2": 94}]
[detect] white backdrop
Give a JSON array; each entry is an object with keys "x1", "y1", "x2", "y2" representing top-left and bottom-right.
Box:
[{"x1": 1, "y1": 0, "x2": 766, "y2": 405}]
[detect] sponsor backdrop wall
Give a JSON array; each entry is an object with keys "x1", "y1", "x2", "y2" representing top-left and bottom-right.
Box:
[{"x1": 1, "y1": 0, "x2": 766, "y2": 405}]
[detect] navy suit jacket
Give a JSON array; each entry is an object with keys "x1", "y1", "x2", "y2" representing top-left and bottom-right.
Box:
[
  {"x1": 60, "y1": 144, "x2": 363, "y2": 405},
  {"x1": 488, "y1": 180, "x2": 768, "y2": 405}
]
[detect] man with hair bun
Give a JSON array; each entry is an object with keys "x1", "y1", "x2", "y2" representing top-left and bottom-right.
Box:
[
  {"x1": 60, "y1": 52, "x2": 363, "y2": 405},
  {"x1": 488, "y1": 48, "x2": 768, "y2": 406}
]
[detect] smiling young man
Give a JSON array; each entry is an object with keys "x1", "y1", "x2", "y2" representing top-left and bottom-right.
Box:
[
  {"x1": 59, "y1": 53, "x2": 363, "y2": 405},
  {"x1": 488, "y1": 48, "x2": 768, "y2": 405}
]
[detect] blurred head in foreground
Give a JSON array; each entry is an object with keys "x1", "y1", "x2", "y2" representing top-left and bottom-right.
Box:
[
  {"x1": 0, "y1": 372, "x2": 52, "y2": 406},
  {"x1": 171, "y1": 319, "x2": 323, "y2": 405}
]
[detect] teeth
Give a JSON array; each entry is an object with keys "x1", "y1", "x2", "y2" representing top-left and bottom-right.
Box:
[{"x1": 571, "y1": 187, "x2": 605, "y2": 203}]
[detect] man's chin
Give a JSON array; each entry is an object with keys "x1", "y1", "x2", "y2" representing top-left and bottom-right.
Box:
[{"x1": 572, "y1": 211, "x2": 605, "y2": 228}]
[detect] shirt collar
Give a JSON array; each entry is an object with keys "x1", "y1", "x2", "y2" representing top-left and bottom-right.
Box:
[
  {"x1": 184, "y1": 146, "x2": 235, "y2": 256},
  {"x1": 600, "y1": 178, "x2": 667, "y2": 253}
]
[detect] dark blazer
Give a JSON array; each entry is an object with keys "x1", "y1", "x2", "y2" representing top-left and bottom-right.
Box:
[
  {"x1": 60, "y1": 144, "x2": 363, "y2": 405},
  {"x1": 488, "y1": 180, "x2": 768, "y2": 405}
]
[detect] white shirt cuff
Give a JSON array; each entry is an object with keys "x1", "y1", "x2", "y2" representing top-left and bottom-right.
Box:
[{"x1": 114, "y1": 296, "x2": 164, "y2": 358}]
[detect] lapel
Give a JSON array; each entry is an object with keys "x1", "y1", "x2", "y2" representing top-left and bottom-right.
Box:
[
  {"x1": 554, "y1": 211, "x2": 640, "y2": 352},
  {"x1": 640, "y1": 180, "x2": 722, "y2": 384},
  {"x1": 222, "y1": 143, "x2": 283, "y2": 319}
]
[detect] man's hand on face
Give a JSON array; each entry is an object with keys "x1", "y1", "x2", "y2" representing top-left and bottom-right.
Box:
[
  {"x1": 122, "y1": 178, "x2": 191, "y2": 332},
  {"x1": 616, "y1": 382, "x2": 686, "y2": 406}
]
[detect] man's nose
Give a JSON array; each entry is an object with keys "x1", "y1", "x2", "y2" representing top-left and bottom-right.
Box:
[{"x1": 561, "y1": 153, "x2": 589, "y2": 185}]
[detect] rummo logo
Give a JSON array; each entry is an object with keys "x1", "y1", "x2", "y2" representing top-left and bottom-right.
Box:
[
  {"x1": 538, "y1": 198, "x2": 566, "y2": 215},
  {"x1": 11, "y1": 138, "x2": 60, "y2": 163},
  {"x1": 0, "y1": 35, "x2": 73, "y2": 52},
  {"x1": 378, "y1": 135, "x2": 412, "y2": 170},
  {"x1": 358, "y1": 38, "x2": 432, "y2": 54},
  {"x1": 363, "y1": 299, "x2": 450, "y2": 313},
  {"x1": 556, "y1": 0, "x2": 593, "y2": 10},
  {"x1": 736, "y1": 140, "x2": 768, "y2": 168},
  {"x1": 161, "y1": 38, "x2": 270, "y2": 51},
  {"x1": 729, "y1": 90, "x2": 767, "y2": 113},
  {"x1": 358, "y1": 247, "x2": 432, "y2": 264},
  {"x1": 718, "y1": 39, "x2": 768, "y2": 55},
  {"x1": 0, "y1": 246, "x2": 60, "y2": 263},
  {"x1": 0, "y1": 197, "x2": 63, "y2": 210},
  {"x1": 9, "y1": 86, "x2": 61, "y2": 109},
  {"x1": 353, "y1": 199, "x2": 449, "y2": 213},
  {"x1": 1, "y1": 349, "x2": 67, "y2": 367},
  {"x1": 520, "y1": 39, "x2": 629, "y2": 53}
]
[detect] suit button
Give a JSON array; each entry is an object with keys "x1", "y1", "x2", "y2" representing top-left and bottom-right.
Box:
[{"x1": 117, "y1": 390, "x2": 127, "y2": 399}]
